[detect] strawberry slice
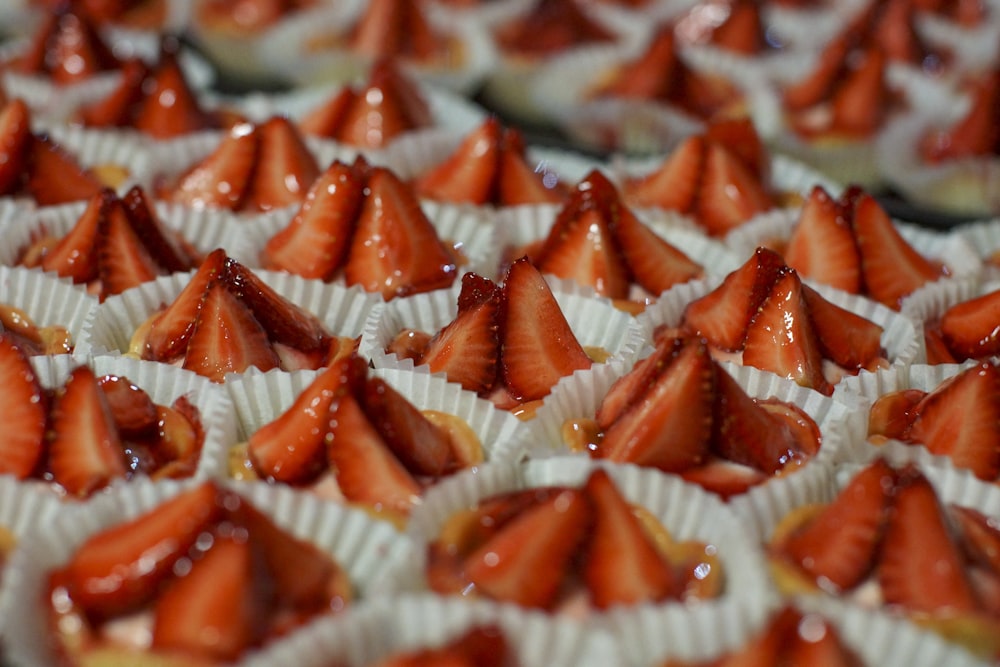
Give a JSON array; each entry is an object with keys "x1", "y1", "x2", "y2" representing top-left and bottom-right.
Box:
[
  {"x1": 877, "y1": 468, "x2": 979, "y2": 614},
  {"x1": 594, "y1": 337, "x2": 713, "y2": 472},
  {"x1": 182, "y1": 279, "x2": 281, "y2": 382},
  {"x1": 782, "y1": 610, "x2": 865, "y2": 666},
  {"x1": 873, "y1": 0, "x2": 929, "y2": 66},
  {"x1": 78, "y1": 57, "x2": 147, "y2": 128},
  {"x1": 535, "y1": 207, "x2": 629, "y2": 299},
  {"x1": 37, "y1": 189, "x2": 108, "y2": 284},
  {"x1": 349, "y1": 0, "x2": 439, "y2": 60},
  {"x1": 622, "y1": 135, "x2": 704, "y2": 213},
  {"x1": 419, "y1": 272, "x2": 501, "y2": 395},
  {"x1": 924, "y1": 321, "x2": 960, "y2": 365},
  {"x1": 499, "y1": 257, "x2": 592, "y2": 402},
  {"x1": 801, "y1": 284, "x2": 884, "y2": 371},
  {"x1": 829, "y1": 45, "x2": 888, "y2": 136},
  {"x1": 151, "y1": 534, "x2": 266, "y2": 661},
  {"x1": 594, "y1": 25, "x2": 680, "y2": 101},
  {"x1": 951, "y1": 504, "x2": 1000, "y2": 575},
  {"x1": 704, "y1": 116, "x2": 769, "y2": 181},
  {"x1": 97, "y1": 195, "x2": 165, "y2": 297},
  {"x1": 168, "y1": 122, "x2": 258, "y2": 211},
  {"x1": 412, "y1": 117, "x2": 502, "y2": 204},
  {"x1": 613, "y1": 206, "x2": 703, "y2": 296},
  {"x1": 784, "y1": 185, "x2": 862, "y2": 294},
  {"x1": 710, "y1": 0, "x2": 767, "y2": 54},
  {"x1": 0, "y1": 98, "x2": 31, "y2": 195},
  {"x1": 48, "y1": 365, "x2": 128, "y2": 497},
  {"x1": 695, "y1": 142, "x2": 774, "y2": 236},
  {"x1": 582, "y1": 468, "x2": 675, "y2": 608},
  {"x1": 852, "y1": 193, "x2": 945, "y2": 309},
  {"x1": 679, "y1": 459, "x2": 768, "y2": 500},
  {"x1": 59, "y1": 481, "x2": 224, "y2": 620},
  {"x1": 0, "y1": 335, "x2": 47, "y2": 478},
  {"x1": 867, "y1": 388, "x2": 925, "y2": 441},
  {"x1": 778, "y1": 458, "x2": 896, "y2": 591},
  {"x1": 247, "y1": 363, "x2": 346, "y2": 484},
  {"x1": 24, "y1": 134, "x2": 103, "y2": 206},
  {"x1": 463, "y1": 487, "x2": 590, "y2": 609},
  {"x1": 782, "y1": 31, "x2": 850, "y2": 111},
  {"x1": 345, "y1": 166, "x2": 457, "y2": 299},
  {"x1": 298, "y1": 87, "x2": 355, "y2": 139},
  {"x1": 260, "y1": 159, "x2": 364, "y2": 280},
  {"x1": 134, "y1": 40, "x2": 218, "y2": 140},
  {"x1": 143, "y1": 248, "x2": 227, "y2": 363},
  {"x1": 939, "y1": 289, "x2": 1000, "y2": 360},
  {"x1": 681, "y1": 246, "x2": 784, "y2": 351},
  {"x1": 371, "y1": 625, "x2": 508, "y2": 667},
  {"x1": 595, "y1": 333, "x2": 682, "y2": 431},
  {"x1": 98, "y1": 374, "x2": 158, "y2": 438},
  {"x1": 27, "y1": 6, "x2": 121, "y2": 84},
  {"x1": 121, "y1": 185, "x2": 199, "y2": 273},
  {"x1": 921, "y1": 71, "x2": 999, "y2": 162},
  {"x1": 246, "y1": 116, "x2": 319, "y2": 212},
  {"x1": 743, "y1": 267, "x2": 833, "y2": 394},
  {"x1": 496, "y1": 131, "x2": 567, "y2": 205},
  {"x1": 333, "y1": 79, "x2": 422, "y2": 150},
  {"x1": 907, "y1": 361, "x2": 1000, "y2": 480}
]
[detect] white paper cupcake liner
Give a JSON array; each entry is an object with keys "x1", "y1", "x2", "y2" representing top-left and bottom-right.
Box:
[
  {"x1": 0, "y1": 476, "x2": 414, "y2": 666},
  {"x1": 954, "y1": 217, "x2": 1000, "y2": 281},
  {"x1": 899, "y1": 274, "x2": 995, "y2": 343},
  {"x1": 762, "y1": 0, "x2": 869, "y2": 56},
  {"x1": 0, "y1": 474, "x2": 63, "y2": 567},
  {"x1": 0, "y1": 264, "x2": 97, "y2": 355}
]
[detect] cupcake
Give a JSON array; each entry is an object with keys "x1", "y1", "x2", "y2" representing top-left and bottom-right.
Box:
[{"x1": 0, "y1": 264, "x2": 97, "y2": 356}]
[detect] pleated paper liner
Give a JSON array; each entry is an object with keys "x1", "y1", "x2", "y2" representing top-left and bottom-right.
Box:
[{"x1": 0, "y1": 264, "x2": 98, "y2": 357}]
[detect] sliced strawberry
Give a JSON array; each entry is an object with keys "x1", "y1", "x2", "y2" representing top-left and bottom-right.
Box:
[
  {"x1": 298, "y1": 87, "x2": 355, "y2": 139},
  {"x1": 121, "y1": 185, "x2": 199, "y2": 273},
  {"x1": 873, "y1": 0, "x2": 930, "y2": 66},
  {"x1": 595, "y1": 334, "x2": 682, "y2": 431},
  {"x1": 743, "y1": 267, "x2": 833, "y2": 394},
  {"x1": 260, "y1": 159, "x2": 364, "y2": 280},
  {"x1": 0, "y1": 98, "x2": 32, "y2": 195},
  {"x1": 33, "y1": 6, "x2": 121, "y2": 84},
  {"x1": 782, "y1": 31, "x2": 850, "y2": 111},
  {"x1": 345, "y1": 166, "x2": 457, "y2": 299},
  {"x1": 594, "y1": 337, "x2": 713, "y2": 472},
  {"x1": 496, "y1": 131, "x2": 567, "y2": 205},
  {"x1": 0, "y1": 335, "x2": 47, "y2": 478},
  {"x1": 24, "y1": 134, "x2": 103, "y2": 206},
  {"x1": 332, "y1": 77, "x2": 422, "y2": 150},
  {"x1": 924, "y1": 321, "x2": 961, "y2": 365},
  {"x1": 143, "y1": 248, "x2": 227, "y2": 363},
  {"x1": 713, "y1": 605, "x2": 798, "y2": 666},
  {"x1": 412, "y1": 117, "x2": 503, "y2": 204},
  {"x1": 371, "y1": 625, "x2": 508, "y2": 667},
  {"x1": 151, "y1": 534, "x2": 267, "y2": 662},
  {"x1": 784, "y1": 185, "x2": 862, "y2": 294},
  {"x1": 97, "y1": 195, "x2": 165, "y2": 297},
  {"x1": 349, "y1": 0, "x2": 439, "y2": 60},
  {"x1": 38, "y1": 189, "x2": 108, "y2": 284},
  {"x1": 852, "y1": 193, "x2": 945, "y2": 309},
  {"x1": 704, "y1": 116, "x2": 769, "y2": 181},
  {"x1": 920, "y1": 71, "x2": 1000, "y2": 162},
  {"x1": 134, "y1": 40, "x2": 218, "y2": 140},
  {"x1": 613, "y1": 206, "x2": 703, "y2": 296},
  {"x1": 622, "y1": 135, "x2": 704, "y2": 213},
  {"x1": 679, "y1": 459, "x2": 768, "y2": 500},
  {"x1": 867, "y1": 388, "x2": 925, "y2": 441},
  {"x1": 939, "y1": 289, "x2": 1000, "y2": 360},
  {"x1": 182, "y1": 279, "x2": 281, "y2": 382},
  {"x1": 594, "y1": 25, "x2": 680, "y2": 101},
  {"x1": 583, "y1": 468, "x2": 675, "y2": 608},
  {"x1": 534, "y1": 206, "x2": 630, "y2": 299},
  {"x1": 247, "y1": 363, "x2": 346, "y2": 484},
  {"x1": 78, "y1": 57, "x2": 148, "y2": 128},
  {"x1": 907, "y1": 361, "x2": 1000, "y2": 480},
  {"x1": 59, "y1": 481, "x2": 224, "y2": 620},
  {"x1": 246, "y1": 116, "x2": 319, "y2": 212},
  {"x1": 154, "y1": 397, "x2": 205, "y2": 478},
  {"x1": 877, "y1": 468, "x2": 979, "y2": 614},
  {"x1": 782, "y1": 610, "x2": 865, "y2": 666},
  {"x1": 463, "y1": 487, "x2": 590, "y2": 609},
  {"x1": 168, "y1": 122, "x2": 258, "y2": 211},
  {"x1": 499, "y1": 257, "x2": 592, "y2": 402},
  {"x1": 367, "y1": 57, "x2": 432, "y2": 127},
  {"x1": 494, "y1": 0, "x2": 614, "y2": 55},
  {"x1": 778, "y1": 458, "x2": 896, "y2": 591},
  {"x1": 801, "y1": 284, "x2": 884, "y2": 371},
  {"x1": 681, "y1": 246, "x2": 784, "y2": 351},
  {"x1": 829, "y1": 45, "x2": 888, "y2": 136},
  {"x1": 420, "y1": 272, "x2": 501, "y2": 395},
  {"x1": 951, "y1": 504, "x2": 1000, "y2": 575},
  {"x1": 695, "y1": 142, "x2": 774, "y2": 236},
  {"x1": 710, "y1": 0, "x2": 766, "y2": 54},
  {"x1": 98, "y1": 374, "x2": 158, "y2": 438}
]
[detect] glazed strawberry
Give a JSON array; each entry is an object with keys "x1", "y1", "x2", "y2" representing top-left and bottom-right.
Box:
[
  {"x1": 878, "y1": 468, "x2": 979, "y2": 614},
  {"x1": 0, "y1": 99, "x2": 31, "y2": 195},
  {"x1": 951, "y1": 505, "x2": 1000, "y2": 576},
  {"x1": 16, "y1": 4, "x2": 121, "y2": 84},
  {"x1": 246, "y1": 116, "x2": 320, "y2": 212},
  {"x1": 349, "y1": 0, "x2": 440, "y2": 61},
  {"x1": 782, "y1": 32, "x2": 852, "y2": 111},
  {"x1": 78, "y1": 57, "x2": 148, "y2": 128},
  {"x1": 920, "y1": 70, "x2": 1000, "y2": 162},
  {"x1": 167, "y1": 122, "x2": 258, "y2": 210},
  {"x1": 98, "y1": 374, "x2": 159, "y2": 439},
  {"x1": 828, "y1": 45, "x2": 888, "y2": 137},
  {"x1": 583, "y1": 468, "x2": 675, "y2": 608},
  {"x1": 0, "y1": 335, "x2": 47, "y2": 479},
  {"x1": 369, "y1": 625, "x2": 509, "y2": 667},
  {"x1": 259, "y1": 159, "x2": 365, "y2": 280},
  {"x1": 121, "y1": 185, "x2": 200, "y2": 273},
  {"x1": 592, "y1": 25, "x2": 681, "y2": 102},
  {"x1": 494, "y1": 0, "x2": 615, "y2": 56},
  {"x1": 938, "y1": 289, "x2": 1000, "y2": 360},
  {"x1": 496, "y1": 134, "x2": 567, "y2": 206},
  {"x1": 57, "y1": 481, "x2": 224, "y2": 619},
  {"x1": 778, "y1": 458, "x2": 895, "y2": 591},
  {"x1": 344, "y1": 166, "x2": 457, "y2": 299},
  {"x1": 35, "y1": 189, "x2": 106, "y2": 284},
  {"x1": 419, "y1": 273, "x2": 501, "y2": 395},
  {"x1": 182, "y1": 279, "x2": 281, "y2": 382},
  {"x1": 743, "y1": 267, "x2": 832, "y2": 394},
  {"x1": 678, "y1": 460, "x2": 768, "y2": 501},
  {"x1": 499, "y1": 257, "x2": 592, "y2": 402},
  {"x1": 872, "y1": 0, "x2": 934, "y2": 66},
  {"x1": 707, "y1": 0, "x2": 768, "y2": 55},
  {"x1": 616, "y1": 206, "x2": 703, "y2": 296},
  {"x1": 96, "y1": 196, "x2": 165, "y2": 296},
  {"x1": 622, "y1": 135, "x2": 705, "y2": 213},
  {"x1": 463, "y1": 487, "x2": 590, "y2": 608},
  {"x1": 923, "y1": 322, "x2": 960, "y2": 365},
  {"x1": 24, "y1": 134, "x2": 103, "y2": 206},
  {"x1": 412, "y1": 117, "x2": 503, "y2": 204},
  {"x1": 907, "y1": 362, "x2": 1000, "y2": 480},
  {"x1": 595, "y1": 334, "x2": 683, "y2": 431},
  {"x1": 704, "y1": 116, "x2": 769, "y2": 181},
  {"x1": 783, "y1": 185, "x2": 862, "y2": 294},
  {"x1": 695, "y1": 142, "x2": 774, "y2": 236},
  {"x1": 801, "y1": 284, "x2": 884, "y2": 371}
]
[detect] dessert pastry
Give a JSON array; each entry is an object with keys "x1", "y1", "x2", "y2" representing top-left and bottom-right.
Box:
[
  {"x1": 492, "y1": 0, "x2": 617, "y2": 61},
  {"x1": 259, "y1": 157, "x2": 463, "y2": 299},
  {"x1": 30, "y1": 0, "x2": 173, "y2": 31},
  {"x1": 360, "y1": 624, "x2": 511, "y2": 667},
  {"x1": 17, "y1": 185, "x2": 201, "y2": 301},
  {"x1": 0, "y1": 293, "x2": 74, "y2": 355},
  {"x1": 920, "y1": 284, "x2": 1000, "y2": 364}
]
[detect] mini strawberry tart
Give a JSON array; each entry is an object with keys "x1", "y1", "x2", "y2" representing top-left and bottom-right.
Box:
[
  {"x1": 906, "y1": 279, "x2": 1000, "y2": 365},
  {"x1": 0, "y1": 264, "x2": 98, "y2": 356}
]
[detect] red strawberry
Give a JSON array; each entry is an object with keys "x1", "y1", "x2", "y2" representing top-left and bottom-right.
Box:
[
  {"x1": 679, "y1": 459, "x2": 768, "y2": 500},
  {"x1": 463, "y1": 487, "x2": 590, "y2": 609},
  {"x1": 332, "y1": 78, "x2": 423, "y2": 150},
  {"x1": 710, "y1": 0, "x2": 767, "y2": 55},
  {"x1": 24, "y1": 134, "x2": 103, "y2": 206},
  {"x1": 349, "y1": 0, "x2": 439, "y2": 60},
  {"x1": 923, "y1": 321, "x2": 960, "y2": 365},
  {"x1": 298, "y1": 87, "x2": 355, "y2": 139},
  {"x1": 0, "y1": 335, "x2": 47, "y2": 478},
  {"x1": 782, "y1": 31, "x2": 850, "y2": 111},
  {"x1": 368, "y1": 57, "x2": 432, "y2": 127},
  {"x1": 371, "y1": 625, "x2": 508, "y2": 667},
  {"x1": 873, "y1": 0, "x2": 930, "y2": 66},
  {"x1": 878, "y1": 468, "x2": 979, "y2": 614},
  {"x1": 582, "y1": 469, "x2": 675, "y2": 608},
  {"x1": 247, "y1": 363, "x2": 346, "y2": 484},
  {"x1": 714, "y1": 605, "x2": 798, "y2": 666},
  {"x1": 534, "y1": 204, "x2": 630, "y2": 299},
  {"x1": 778, "y1": 458, "x2": 896, "y2": 591},
  {"x1": 48, "y1": 366, "x2": 128, "y2": 497},
  {"x1": 907, "y1": 361, "x2": 1000, "y2": 480},
  {"x1": 594, "y1": 337, "x2": 713, "y2": 472},
  {"x1": 151, "y1": 535, "x2": 267, "y2": 661},
  {"x1": 419, "y1": 272, "x2": 501, "y2": 395},
  {"x1": 78, "y1": 57, "x2": 148, "y2": 128},
  {"x1": 781, "y1": 610, "x2": 865, "y2": 666},
  {"x1": 951, "y1": 504, "x2": 1000, "y2": 575},
  {"x1": 168, "y1": 122, "x2": 258, "y2": 211},
  {"x1": 595, "y1": 333, "x2": 682, "y2": 431},
  {"x1": 38, "y1": 189, "x2": 107, "y2": 284},
  {"x1": 920, "y1": 71, "x2": 1000, "y2": 162},
  {"x1": 499, "y1": 257, "x2": 592, "y2": 402},
  {"x1": 852, "y1": 193, "x2": 945, "y2": 309},
  {"x1": 622, "y1": 135, "x2": 704, "y2": 213},
  {"x1": 96, "y1": 195, "x2": 165, "y2": 297},
  {"x1": 695, "y1": 142, "x2": 774, "y2": 236},
  {"x1": 801, "y1": 284, "x2": 884, "y2": 371},
  {"x1": 681, "y1": 247, "x2": 784, "y2": 351},
  {"x1": 743, "y1": 267, "x2": 833, "y2": 394},
  {"x1": 704, "y1": 116, "x2": 769, "y2": 181},
  {"x1": 0, "y1": 98, "x2": 31, "y2": 195},
  {"x1": 829, "y1": 46, "x2": 888, "y2": 136},
  {"x1": 25, "y1": 6, "x2": 121, "y2": 84},
  {"x1": 260, "y1": 159, "x2": 365, "y2": 280},
  {"x1": 182, "y1": 279, "x2": 281, "y2": 382},
  {"x1": 613, "y1": 205, "x2": 703, "y2": 296},
  {"x1": 133, "y1": 40, "x2": 219, "y2": 140},
  {"x1": 939, "y1": 289, "x2": 1000, "y2": 360},
  {"x1": 345, "y1": 166, "x2": 457, "y2": 299},
  {"x1": 121, "y1": 185, "x2": 200, "y2": 273},
  {"x1": 412, "y1": 117, "x2": 502, "y2": 204},
  {"x1": 246, "y1": 116, "x2": 320, "y2": 212},
  {"x1": 784, "y1": 185, "x2": 862, "y2": 294},
  {"x1": 59, "y1": 481, "x2": 224, "y2": 619},
  {"x1": 98, "y1": 374, "x2": 158, "y2": 438},
  {"x1": 867, "y1": 388, "x2": 925, "y2": 441},
  {"x1": 496, "y1": 131, "x2": 567, "y2": 205}
]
